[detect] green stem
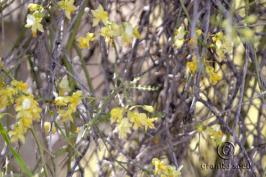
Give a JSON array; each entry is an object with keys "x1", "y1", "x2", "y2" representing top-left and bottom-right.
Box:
[{"x1": 30, "y1": 128, "x2": 49, "y2": 177}]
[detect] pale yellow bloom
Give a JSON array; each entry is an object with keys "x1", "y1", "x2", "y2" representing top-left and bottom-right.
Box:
[
  {"x1": 58, "y1": 0, "x2": 77, "y2": 19},
  {"x1": 92, "y1": 5, "x2": 109, "y2": 26},
  {"x1": 117, "y1": 118, "x2": 131, "y2": 139},
  {"x1": 55, "y1": 91, "x2": 83, "y2": 122},
  {"x1": 152, "y1": 158, "x2": 182, "y2": 177},
  {"x1": 44, "y1": 122, "x2": 57, "y2": 134},
  {"x1": 186, "y1": 57, "x2": 197, "y2": 74},
  {"x1": 110, "y1": 107, "x2": 124, "y2": 123},
  {"x1": 120, "y1": 23, "x2": 141, "y2": 45},
  {"x1": 9, "y1": 123, "x2": 26, "y2": 143},
  {"x1": 77, "y1": 32, "x2": 95, "y2": 49},
  {"x1": 25, "y1": 14, "x2": 44, "y2": 37}
]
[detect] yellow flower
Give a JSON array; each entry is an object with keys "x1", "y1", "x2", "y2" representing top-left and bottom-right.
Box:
[
  {"x1": 152, "y1": 158, "x2": 168, "y2": 175},
  {"x1": 56, "y1": 91, "x2": 82, "y2": 122},
  {"x1": 58, "y1": 109, "x2": 73, "y2": 122},
  {"x1": 69, "y1": 91, "x2": 82, "y2": 109},
  {"x1": 207, "y1": 127, "x2": 224, "y2": 145},
  {"x1": 128, "y1": 111, "x2": 156, "y2": 130},
  {"x1": 100, "y1": 22, "x2": 120, "y2": 43},
  {"x1": 110, "y1": 107, "x2": 124, "y2": 123},
  {"x1": 186, "y1": 57, "x2": 197, "y2": 74},
  {"x1": 28, "y1": 3, "x2": 44, "y2": 12},
  {"x1": 206, "y1": 65, "x2": 222, "y2": 85},
  {"x1": 55, "y1": 96, "x2": 70, "y2": 106},
  {"x1": 44, "y1": 122, "x2": 56, "y2": 134},
  {"x1": 92, "y1": 5, "x2": 109, "y2": 26},
  {"x1": 59, "y1": 75, "x2": 71, "y2": 96},
  {"x1": 173, "y1": 25, "x2": 186, "y2": 49},
  {"x1": 117, "y1": 118, "x2": 132, "y2": 139},
  {"x1": 77, "y1": 32, "x2": 95, "y2": 49},
  {"x1": 142, "y1": 117, "x2": 157, "y2": 130},
  {"x1": 209, "y1": 72, "x2": 222, "y2": 85},
  {"x1": 0, "y1": 87, "x2": 16, "y2": 109},
  {"x1": 25, "y1": 14, "x2": 44, "y2": 37},
  {"x1": 211, "y1": 31, "x2": 232, "y2": 60},
  {"x1": 11, "y1": 80, "x2": 28, "y2": 93},
  {"x1": 196, "y1": 29, "x2": 203, "y2": 36},
  {"x1": 152, "y1": 158, "x2": 182, "y2": 177},
  {"x1": 15, "y1": 95, "x2": 42, "y2": 122},
  {"x1": 58, "y1": 0, "x2": 77, "y2": 19},
  {"x1": 120, "y1": 23, "x2": 141, "y2": 45},
  {"x1": 9, "y1": 123, "x2": 27, "y2": 143}
]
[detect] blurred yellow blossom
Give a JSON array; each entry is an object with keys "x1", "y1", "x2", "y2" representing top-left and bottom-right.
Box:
[
  {"x1": 92, "y1": 5, "x2": 109, "y2": 26},
  {"x1": 77, "y1": 32, "x2": 95, "y2": 49},
  {"x1": 206, "y1": 65, "x2": 222, "y2": 85},
  {"x1": 44, "y1": 122, "x2": 57, "y2": 134},
  {"x1": 173, "y1": 25, "x2": 186, "y2": 49},
  {"x1": 117, "y1": 118, "x2": 132, "y2": 139},
  {"x1": 110, "y1": 107, "x2": 124, "y2": 123},
  {"x1": 25, "y1": 14, "x2": 44, "y2": 37},
  {"x1": 9, "y1": 123, "x2": 27, "y2": 143},
  {"x1": 100, "y1": 22, "x2": 120, "y2": 43},
  {"x1": 152, "y1": 158, "x2": 182, "y2": 177},
  {"x1": 128, "y1": 111, "x2": 156, "y2": 130},
  {"x1": 58, "y1": 0, "x2": 77, "y2": 19},
  {"x1": 0, "y1": 87, "x2": 16, "y2": 110},
  {"x1": 28, "y1": 3, "x2": 44, "y2": 12},
  {"x1": 120, "y1": 22, "x2": 141, "y2": 45},
  {"x1": 55, "y1": 91, "x2": 83, "y2": 122},
  {"x1": 186, "y1": 57, "x2": 198, "y2": 74}
]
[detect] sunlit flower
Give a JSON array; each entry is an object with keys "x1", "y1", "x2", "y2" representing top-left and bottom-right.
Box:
[
  {"x1": 120, "y1": 22, "x2": 141, "y2": 45},
  {"x1": 58, "y1": 0, "x2": 77, "y2": 19},
  {"x1": 110, "y1": 107, "x2": 124, "y2": 123},
  {"x1": 128, "y1": 111, "x2": 156, "y2": 130},
  {"x1": 9, "y1": 123, "x2": 27, "y2": 143},
  {"x1": 0, "y1": 87, "x2": 16, "y2": 109},
  {"x1": 186, "y1": 57, "x2": 198, "y2": 74},
  {"x1": 117, "y1": 118, "x2": 132, "y2": 139},
  {"x1": 100, "y1": 22, "x2": 120, "y2": 43},
  {"x1": 55, "y1": 91, "x2": 83, "y2": 122},
  {"x1": 92, "y1": 5, "x2": 109, "y2": 26},
  {"x1": 15, "y1": 95, "x2": 42, "y2": 122},
  {"x1": 206, "y1": 65, "x2": 222, "y2": 85},
  {"x1": 28, "y1": 3, "x2": 44, "y2": 12},
  {"x1": 174, "y1": 25, "x2": 186, "y2": 49},
  {"x1": 77, "y1": 32, "x2": 95, "y2": 49},
  {"x1": 152, "y1": 158, "x2": 182, "y2": 177},
  {"x1": 11, "y1": 80, "x2": 29, "y2": 93},
  {"x1": 25, "y1": 14, "x2": 44, "y2": 37},
  {"x1": 44, "y1": 122, "x2": 57, "y2": 134}
]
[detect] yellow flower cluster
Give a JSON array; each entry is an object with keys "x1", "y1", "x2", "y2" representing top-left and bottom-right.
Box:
[
  {"x1": 0, "y1": 80, "x2": 41, "y2": 143},
  {"x1": 77, "y1": 32, "x2": 95, "y2": 49},
  {"x1": 44, "y1": 121, "x2": 57, "y2": 135},
  {"x1": 55, "y1": 91, "x2": 83, "y2": 122},
  {"x1": 58, "y1": 0, "x2": 76, "y2": 19},
  {"x1": 152, "y1": 158, "x2": 182, "y2": 177},
  {"x1": 186, "y1": 56, "x2": 198, "y2": 74},
  {"x1": 186, "y1": 57, "x2": 222, "y2": 85},
  {"x1": 205, "y1": 65, "x2": 222, "y2": 85},
  {"x1": 196, "y1": 124, "x2": 224, "y2": 145},
  {"x1": 110, "y1": 105, "x2": 157, "y2": 139},
  {"x1": 211, "y1": 31, "x2": 232, "y2": 60},
  {"x1": 25, "y1": 3, "x2": 44, "y2": 37},
  {"x1": 173, "y1": 25, "x2": 186, "y2": 49},
  {"x1": 82, "y1": 5, "x2": 141, "y2": 46}
]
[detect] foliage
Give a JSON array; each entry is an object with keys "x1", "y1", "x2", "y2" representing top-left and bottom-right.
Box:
[{"x1": 1, "y1": 0, "x2": 266, "y2": 177}]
